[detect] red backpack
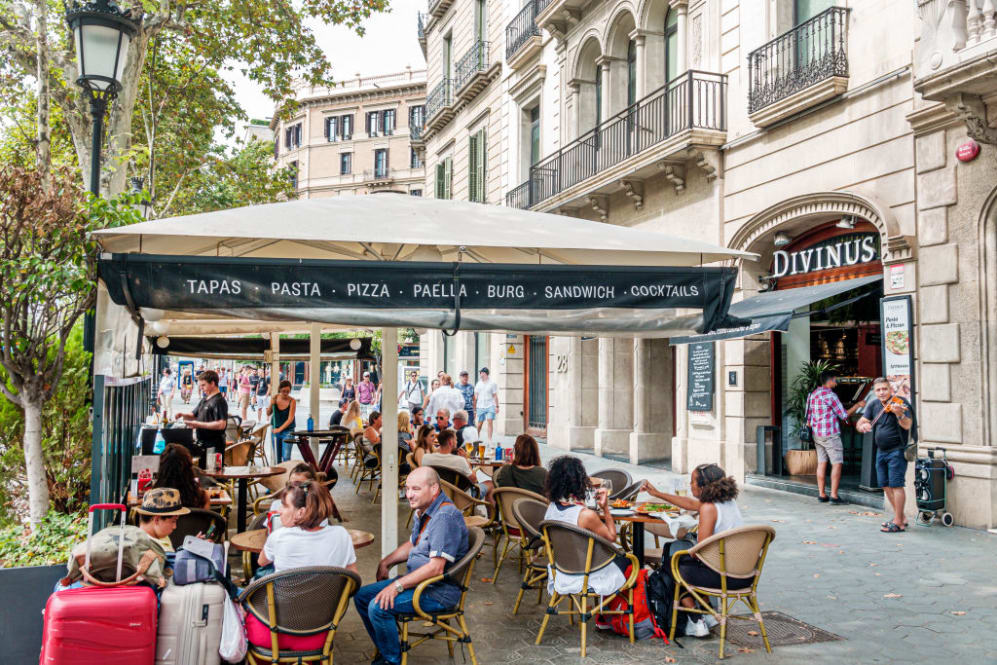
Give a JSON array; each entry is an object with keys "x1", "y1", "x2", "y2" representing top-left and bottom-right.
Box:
[{"x1": 595, "y1": 567, "x2": 670, "y2": 643}]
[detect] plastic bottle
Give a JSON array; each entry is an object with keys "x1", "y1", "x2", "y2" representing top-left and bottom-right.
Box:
[
  {"x1": 307, "y1": 416, "x2": 314, "y2": 432},
  {"x1": 495, "y1": 443, "x2": 503, "y2": 462},
  {"x1": 153, "y1": 428, "x2": 166, "y2": 455}
]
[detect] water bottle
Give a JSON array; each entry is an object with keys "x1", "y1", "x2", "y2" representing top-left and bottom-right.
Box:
[
  {"x1": 495, "y1": 444, "x2": 503, "y2": 462},
  {"x1": 307, "y1": 416, "x2": 314, "y2": 432},
  {"x1": 153, "y1": 428, "x2": 166, "y2": 454}
]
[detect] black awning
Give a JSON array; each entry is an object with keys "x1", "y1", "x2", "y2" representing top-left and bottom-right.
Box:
[
  {"x1": 670, "y1": 275, "x2": 883, "y2": 345},
  {"x1": 98, "y1": 253, "x2": 744, "y2": 336},
  {"x1": 150, "y1": 336, "x2": 375, "y2": 360}
]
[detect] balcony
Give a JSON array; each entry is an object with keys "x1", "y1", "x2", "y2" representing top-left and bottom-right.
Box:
[
  {"x1": 424, "y1": 78, "x2": 454, "y2": 134},
  {"x1": 506, "y1": 70, "x2": 727, "y2": 212},
  {"x1": 912, "y1": 0, "x2": 997, "y2": 143},
  {"x1": 506, "y1": 1, "x2": 542, "y2": 69},
  {"x1": 747, "y1": 7, "x2": 849, "y2": 128},
  {"x1": 534, "y1": 0, "x2": 586, "y2": 39},
  {"x1": 427, "y1": 0, "x2": 453, "y2": 21},
  {"x1": 454, "y1": 41, "x2": 497, "y2": 103},
  {"x1": 417, "y1": 12, "x2": 427, "y2": 58},
  {"x1": 362, "y1": 167, "x2": 423, "y2": 190}
]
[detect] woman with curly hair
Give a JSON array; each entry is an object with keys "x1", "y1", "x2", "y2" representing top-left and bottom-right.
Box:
[
  {"x1": 642, "y1": 463, "x2": 745, "y2": 636},
  {"x1": 542, "y1": 456, "x2": 628, "y2": 595},
  {"x1": 152, "y1": 443, "x2": 210, "y2": 510}
]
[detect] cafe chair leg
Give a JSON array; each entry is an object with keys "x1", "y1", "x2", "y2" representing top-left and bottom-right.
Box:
[{"x1": 535, "y1": 592, "x2": 560, "y2": 645}]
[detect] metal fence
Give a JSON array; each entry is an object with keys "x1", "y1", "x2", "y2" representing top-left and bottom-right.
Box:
[
  {"x1": 455, "y1": 40, "x2": 489, "y2": 92},
  {"x1": 90, "y1": 374, "x2": 152, "y2": 528},
  {"x1": 506, "y1": 70, "x2": 727, "y2": 209},
  {"x1": 747, "y1": 6, "x2": 849, "y2": 113},
  {"x1": 426, "y1": 78, "x2": 452, "y2": 122},
  {"x1": 506, "y1": 1, "x2": 540, "y2": 60}
]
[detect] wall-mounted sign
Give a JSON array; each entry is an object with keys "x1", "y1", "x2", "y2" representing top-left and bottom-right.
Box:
[
  {"x1": 687, "y1": 342, "x2": 715, "y2": 411},
  {"x1": 956, "y1": 139, "x2": 980, "y2": 163},
  {"x1": 880, "y1": 295, "x2": 915, "y2": 402},
  {"x1": 771, "y1": 232, "x2": 879, "y2": 279}
]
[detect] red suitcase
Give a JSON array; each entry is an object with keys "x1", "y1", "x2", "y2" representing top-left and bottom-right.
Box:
[{"x1": 39, "y1": 504, "x2": 158, "y2": 665}]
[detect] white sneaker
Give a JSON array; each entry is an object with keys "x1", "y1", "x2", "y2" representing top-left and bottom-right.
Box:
[
  {"x1": 685, "y1": 618, "x2": 710, "y2": 638},
  {"x1": 703, "y1": 614, "x2": 719, "y2": 629}
]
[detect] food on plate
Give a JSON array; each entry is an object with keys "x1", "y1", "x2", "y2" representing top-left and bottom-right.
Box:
[
  {"x1": 610, "y1": 499, "x2": 632, "y2": 509},
  {"x1": 885, "y1": 330, "x2": 909, "y2": 355},
  {"x1": 635, "y1": 501, "x2": 676, "y2": 513}
]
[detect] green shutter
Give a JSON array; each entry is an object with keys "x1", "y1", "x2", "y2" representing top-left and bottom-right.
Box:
[
  {"x1": 477, "y1": 129, "x2": 487, "y2": 203},
  {"x1": 435, "y1": 162, "x2": 444, "y2": 198},
  {"x1": 443, "y1": 157, "x2": 452, "y2": 200},
  {"x1": 468, "y1": 134, "x2": 478, "y2": 202}
]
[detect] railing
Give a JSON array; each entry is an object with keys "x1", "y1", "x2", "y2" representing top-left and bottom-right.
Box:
[
  {"x1": 506, "y1": 70, "x2": 726, "y2": 209},
  {"x1": 417, "y1": 11, "x2": 426, "y2": 41},
  {"x1": 410, "y1": 124, "x2": 423, "y2": 140},
  {"x1": 455, "y1": 40, "x2": 489, "y2": 92},
  {"x1": 425, "y1": 78, "x2": 452, "y2": 122},
  {"x1": 535, "y1": 0, "x2": 554, "y2": 15},
  {"x1": 747, "y1": 6, "x2": 849, "y2": 114},
  {"x1": 507, "y1": 1, "x2": 540, "y2": 60}
]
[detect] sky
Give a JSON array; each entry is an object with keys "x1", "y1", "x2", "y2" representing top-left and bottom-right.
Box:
[{"x1": 226, "y1": 2, "x2": 427, "y2": 127}]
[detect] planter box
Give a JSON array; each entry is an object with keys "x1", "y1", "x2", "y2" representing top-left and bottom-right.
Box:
[
  {"x1": 784, "y1": 449, "x2": 818, "y2": 475},
  {"x1": 0, "y1": 564, "x2": 64, "y2": 662}
]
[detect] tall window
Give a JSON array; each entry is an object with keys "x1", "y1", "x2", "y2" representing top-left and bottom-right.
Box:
[
  {"x1": 366, "y1": 111, "x2": 379, "y2": 137},
  {"x1": 410, "y1": 147, "x2": 423, "y2": 169},
  {"x1": 340, "y1": 153, "x2": 352, "y2": 175},
  {"x1": 529, "y1": 106, "x2": 540, "y2": 166},
  {"x1": 795, "y1": 0, "x2": 834, "y2": 23},
  {"x1": 474, "y1": 0, "x2": 486, "y2": 42},
  {"x1": 443, "y1": 34, "x2": 452, "y2": 79},
  {"x1": 627, "y1": 39, "x2": 637, "y2": 107},
  {"x1": 794, "y1": 0, "x2": 834, "y2": 63},
  {"x1": 341, "y1": 114, "x2": 353, "y2": 140},
  {"x1": 594, "y1": 67, "x2": 602, "y2": 128},
  {"x1": 383, "y1": 109, "x2": 396, "y2": 136},
  {"x1": 325, "y1": 116, "x2": 338, "y2": 142},
  {"x1": 289, "y1": 161, "x2": 298, "y2": 189},
  {"x1": 468, "y1": 129, "x2": 487, "y2": 203},
  {"x1": 374, "y1": 149, "x2": 388, "y2": 178},
  {"x1": 409, "y1": 105, "x2": 425, "y2": 129},
  {"x1": 285, "y1": 124, "x2": 301, "y2": 150},
  {"x1": 435, "y1": 157, "x2": 453, "y2": 199},
  {"x1": 665, "y1": 9, "x2": 678, "y2": 84}
]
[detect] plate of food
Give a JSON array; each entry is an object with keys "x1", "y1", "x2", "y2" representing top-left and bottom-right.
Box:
[
  {"x1": 610, "y1": 508, "x2": 635, "y2": 517},
  {"x1": 634, "y1": 501, "x2": 677, "y2": 514},
  {"x1": 610, "y1": 499, "x2": 632, "y2": 509}
]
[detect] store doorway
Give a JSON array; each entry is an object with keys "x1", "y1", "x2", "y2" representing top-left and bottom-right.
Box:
[{"x1": 524, "y1": 335, "x2": 548, "y2": 438}]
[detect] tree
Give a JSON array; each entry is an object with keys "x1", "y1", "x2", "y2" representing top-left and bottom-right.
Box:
[
  {"x1": 0, "y1": 164, "x2": 142, "y2": 522},
  {"x1": 1, "y1": 0, "x2": 389, "y2": 196}
]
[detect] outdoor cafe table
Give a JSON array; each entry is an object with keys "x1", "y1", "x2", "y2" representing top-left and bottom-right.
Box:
[
  {"x1": 204, "y1": 466, "x2": 285, "y2": 533},
  {"x1": 292, "y1": 428, "x2": 351, "y2": 475},
  {"x1": 611, "y1": 511, "x2": 697, "y2": 568},
  {"x1": 230, "y1": 527, "x2": 376, "y2": 554}
]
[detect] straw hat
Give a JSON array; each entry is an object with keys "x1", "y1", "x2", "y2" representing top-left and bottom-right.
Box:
[{"x1": 134, "y1": 487, "x2": 191, "y2": 516}]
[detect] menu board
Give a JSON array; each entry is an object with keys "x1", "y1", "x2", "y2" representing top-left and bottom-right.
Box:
[
  {"x1": 687, "y1": 342, "x2": 715, "y2": 411},
  {"x1": 880, "y1": 296, "x2": 914, "y2": 401}
]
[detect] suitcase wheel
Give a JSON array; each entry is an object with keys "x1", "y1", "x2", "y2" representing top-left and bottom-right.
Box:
[
  {"x1": 917, "y1": 511, "x2": 933, "y2": 525},
  {"x1": 941, "y1": 512, "x2": 954, "y2": 527}
]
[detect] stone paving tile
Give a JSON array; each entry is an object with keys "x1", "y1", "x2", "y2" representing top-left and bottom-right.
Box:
[{"x1": 268, "y1": 442, "x2": 997, "y2": 665}]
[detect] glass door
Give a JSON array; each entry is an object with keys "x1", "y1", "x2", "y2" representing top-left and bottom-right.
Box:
[{"x1": 525, "y1": 336, "x2": 548, "y2": 436}]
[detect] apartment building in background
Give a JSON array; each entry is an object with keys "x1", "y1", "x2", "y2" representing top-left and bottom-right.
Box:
[{"x1": 273, "y1": 69, "x2": 427, "y2": 197}]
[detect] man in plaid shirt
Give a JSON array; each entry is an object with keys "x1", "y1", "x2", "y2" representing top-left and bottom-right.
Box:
[{"x1": 807, "y1": 371, "x2": 866, "y2": 504}]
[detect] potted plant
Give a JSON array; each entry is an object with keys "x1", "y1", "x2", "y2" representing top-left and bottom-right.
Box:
[{"x1": 783, "y1": 360, "x2": 839, "y2": 476}]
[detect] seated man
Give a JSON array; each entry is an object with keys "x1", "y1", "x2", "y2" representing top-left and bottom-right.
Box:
[
  {"x1": 432, "y1": 408, "x2": 451, "y2": 432},
  {"x1": 410, "y1": 406, "x2": 425, "y2": 429},
  {"x1": 355, "y1": 467, "x2": 469, "y2": 665},
  {"x1": 421, "y1": 429, "x2": 490, "y2": 499},
  {"x1": 452, "y1": 410, "x2": 479, "y2": 449}
]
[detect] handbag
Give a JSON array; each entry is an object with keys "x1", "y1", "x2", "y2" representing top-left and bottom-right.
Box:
[
  {"x1": 799, "y1": 392, "x2": 814, "y2": 444},
  {"x1": 174, "y1": 535, "x2": 226, "y2": 586}
]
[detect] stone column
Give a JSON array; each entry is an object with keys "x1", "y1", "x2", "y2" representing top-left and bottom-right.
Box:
[
  {"x1": 594, "y1": 337, "x2": 634, "y2": 458},
  {"x1": 629, "y1": 338, "x2": 673, "y2": 464}
]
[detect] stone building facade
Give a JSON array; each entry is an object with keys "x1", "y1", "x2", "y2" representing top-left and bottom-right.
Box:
[
  {"x1": 273, "y1": 69, "x2": 427, "y2": 198},
  {"x1": 415, "y1": 0, "x2": 997, "y2": 529}
]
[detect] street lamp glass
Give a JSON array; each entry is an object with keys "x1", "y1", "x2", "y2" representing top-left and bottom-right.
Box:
[{"x1": 75, "y1": 23, "x2": 130, "y2": 90}]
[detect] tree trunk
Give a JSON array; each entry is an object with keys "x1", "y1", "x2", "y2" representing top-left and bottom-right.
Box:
[
  {"x1": 23, "y1": 398, "x2": 50, "y2": 524},
  {"x1": 34, "y1": 0, "x2": 50, "y2": 181}
]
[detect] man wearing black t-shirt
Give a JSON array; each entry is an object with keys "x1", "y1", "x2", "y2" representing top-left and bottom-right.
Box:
[
  {"x1": 857, "y1": 377, "x2": 914, "y2": 533},
  {"x1": 176, "y1": 369, "x2": 229, "y2": 467}
]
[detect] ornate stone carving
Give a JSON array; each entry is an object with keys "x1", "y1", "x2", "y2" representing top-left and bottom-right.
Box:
[
  {"x1": 619, "y1": 179, "x2": 644, "y2": 210},
  {"x1": 587, "y1": 195, "x2": 609, "y2": 221},
  {"x1": 686, "y1": 148, "x2": 721, "y2": 181},
  {"x1": 946, "y1": 93, "x2": 997, "y2": 144},
  {"x1": 661, "y1": 165, "x2": 685, "y2": 193}
]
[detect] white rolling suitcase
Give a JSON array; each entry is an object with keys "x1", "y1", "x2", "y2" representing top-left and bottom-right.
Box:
[{"x1": 156, "y1": 581, "x2": 226, "y2": 665}]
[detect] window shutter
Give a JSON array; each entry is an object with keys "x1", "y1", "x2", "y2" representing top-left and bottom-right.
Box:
[
  {"x1": 477, "y1": 129, "x2": 487, "y2": 203},
  {"x1": 444, "y1": 157, "x2": 452, "y2": 199},
  {"x1": 435, "y1": 162, "x2": 444, "y2": 198},
  {"x1": 468, "y1": 134, "x2": 478, "y2": 202}
]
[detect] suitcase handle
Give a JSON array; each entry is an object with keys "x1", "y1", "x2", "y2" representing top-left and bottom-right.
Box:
[
  {"x1": 89, "y1": 503, "x2": 127, "y2": 513},
  {"x1": 84, "y1": 503, "x2": 128, "y2": 583}
]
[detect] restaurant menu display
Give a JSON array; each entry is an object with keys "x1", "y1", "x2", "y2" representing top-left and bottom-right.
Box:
[
  {"x1": 880, "y1": 296, "x2": 914, "y2": 401},
  {"x1": 687, "y1": 342, "x2": 715, "y2": 411}
]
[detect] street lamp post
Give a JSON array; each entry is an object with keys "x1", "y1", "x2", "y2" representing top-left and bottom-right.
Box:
[{"x1": 65, "y1": 0, "x2": 140, "y2": 195}]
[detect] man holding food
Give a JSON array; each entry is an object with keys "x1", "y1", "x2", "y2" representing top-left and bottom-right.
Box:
[{"x1": 856, "y1": 377, "x2": 915, "y2": 533}]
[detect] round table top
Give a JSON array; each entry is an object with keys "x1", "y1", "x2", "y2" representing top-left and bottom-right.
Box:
[
  {"x1": 203, "y1": 466, "x2": 286, "y2": 480},
  {"x1": 293, "y1": 429, "x2": 349, "y2": 438},
  {"x1": 231, "y1": 527, "x2": 376, "y2": 553}
]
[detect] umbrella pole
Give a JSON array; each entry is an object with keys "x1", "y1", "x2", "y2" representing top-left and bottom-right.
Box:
[
  {"x1": 381, "y1": 327, "x2": 399, "y2": 561},
  {"x1": 309, "y1": 323, "x2": 321, "y2": 458}
]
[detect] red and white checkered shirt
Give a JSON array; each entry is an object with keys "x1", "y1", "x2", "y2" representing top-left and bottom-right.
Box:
[{"x1": 806, "y1": 386, "x2": 849, "y2": 437}]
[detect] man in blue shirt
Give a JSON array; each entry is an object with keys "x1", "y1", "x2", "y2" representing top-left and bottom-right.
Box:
[
  {"x1": 354, "y1": 466, "x2": 469, "y2": 665},
  {"x1": 457, "y1": 370, "x2": 475, "y2": 425}
]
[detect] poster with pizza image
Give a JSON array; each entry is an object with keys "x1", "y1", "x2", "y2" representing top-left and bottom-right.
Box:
[{"x1": 881, "y1": 296, "x2": 913, "y2": 400}]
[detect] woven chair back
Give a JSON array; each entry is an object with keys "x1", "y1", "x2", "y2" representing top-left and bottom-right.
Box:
[
  {"x1": 444, "y1": 526, "x2": 486, "y2": 588},
  {"x1": 511, "y1": 498, "x2": 548, "y2": 540},
  {"x1": 590, "y1": 469, "x2": 632, "y2": 494},
  {"x1": 690, "y1": 525, "x2": 776, "y2": 579},
  {"x1": 431, "y1": 467, "x2": 473, "y2": 492},
  {"x1": 438, "y1": 479, "x2": 477, "y2": 514},
  {"x1": 242, "y1": 566, "x2": 361, "y2": 633},
  {"x1": 225, "y1": 440, "x2": 252, "y2": 467},
  {"x1": 406, "y1": 451, "x2": 416, "y2": 469},
  {"x1": 540, "y1": 520, "x2": 618, "y2": 576},
  {"x1": 494, "y1": 487, "x2": 546, "y2": 530},
  {"x1": 169, "y1": 509, "x2": 227, "y2": 549},
  {"x1": 259, "y1": 461, "x2": 298, "y2": 493}
]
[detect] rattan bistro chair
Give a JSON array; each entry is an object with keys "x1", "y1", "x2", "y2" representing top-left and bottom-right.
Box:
[
  {"x1": 438, "y1": 480, "x2": 495, "y2": 529},
  {"x1": 669, "y1": 525, "x2": 777, "y2": 660},
  {"x1": 240, "y1": 566, "x2": 361, "y2": 665},
  {"x1": 510, "y1": 498, "x2": 550, "y2": 615},
  {"x1": 589, "y1": 469, "x2": 633, "y2": 500},
  {"x1": 395, "y1": 526, "x2": 485, "y2": 665},
  {"x1": 490, "y1": 487, "x2": 548, "y2": 584},
  {"x1": 169, "y1": 509, "x2": 226, "y2": 550},
  {"x1": 536, "y1": 520, "x2": 640, "y2": 658}
]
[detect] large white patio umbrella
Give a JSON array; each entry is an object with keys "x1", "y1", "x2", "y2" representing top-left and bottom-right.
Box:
[{"x1": 93, "y1": 193, "x2": 756, "y2": 556}]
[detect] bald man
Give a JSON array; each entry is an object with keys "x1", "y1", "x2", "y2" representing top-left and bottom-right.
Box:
[{"x1": 354, "y1": 466, "x2": 470, "y2": 665}]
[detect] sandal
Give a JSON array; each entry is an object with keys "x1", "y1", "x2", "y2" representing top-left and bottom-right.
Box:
[
  {"x1": 881, "y1": 522, "x2": 905, "y2": 533},
  {"x1": 881, "y1": 521, "x2": 909, "y2": 529}
]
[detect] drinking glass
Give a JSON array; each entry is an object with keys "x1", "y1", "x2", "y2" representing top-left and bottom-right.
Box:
[
  {"x1": 673, "y1": 477, "x2": 689, "y2": 496},
  {"x1": 478, "y1": 443, "x2": 486, "y2": 458},
  {"x1": 584, "y1": 487, "x2": 597, "y2": 510},
  {"x1": 601, "y1": 479, "x2": 614, "y2": 500},
  {"x1": 464, "y1": 441, "x2": 473, "y2": 455}
]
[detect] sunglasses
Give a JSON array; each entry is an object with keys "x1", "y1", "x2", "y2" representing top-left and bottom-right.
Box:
[{"x1": 436, "y1": 416, "x2": 447, "y2": 420}]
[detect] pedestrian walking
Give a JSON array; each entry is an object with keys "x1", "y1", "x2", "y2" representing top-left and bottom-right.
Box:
[
  {"x1": 806, "y1": 370, "x2": 865, "y2": 504},
  {"x1": 473, "y1": 368, "x2": 499, "y2": 443},
  {"x1": 856, "y1": 377, "x2": 916, "y2": 533},
  {"x1": 157, "y1": 368, "x2": 175, "y2": 421},
  {"x1": 457, "y1": 370, "x2": 475, "y2": 424},
  {"x1": 399, "y1": 370, "x2": 425, "y2": 413}
]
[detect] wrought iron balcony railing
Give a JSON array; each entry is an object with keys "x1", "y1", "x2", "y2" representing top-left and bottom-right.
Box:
[
  {"x1": 535, "y1": 0, "x2": 554, "y2": 15},
  {"x1": 506, "y1": 70, "x2": 726, "y2": 209},
  {"x1": 410, "y1": 124, "x2": 424, "y2": 141},
  {"x1": 417, "y1": 11, "x2": 426, "y2": 41},
  {"x1": 454, "y1": 40, "x2": 489, "y2": 92},
  {"x1": 506, "y1": 1, "x2": 540, "y2": 60},
  {"x1": 747, "y1": 6, "x2": 849, "y2": 114},
  {"x1": 425, "y1": 78, "x2": 452, "y2": 122}
]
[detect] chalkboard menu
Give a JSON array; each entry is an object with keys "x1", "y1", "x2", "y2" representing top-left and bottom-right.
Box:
[{"x1": 687, "y1": 342, "x2": 715, "y2": 411}]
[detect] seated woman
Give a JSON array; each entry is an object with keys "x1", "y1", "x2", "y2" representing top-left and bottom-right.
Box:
[
  {"x1": 411, "y1": 424, "x2": 437, "y2": 467},
  {"x1": 642, "y1": 463, "x2": 745, "y2": 637},
  {"x1": 342, "y1": 399, "x2": 364, "y2": 436},
  {"x1": 543, "y1": 456, "x2": 628, "y2": 595},
  {"x1": 245, "y1": 480, "x2": 359, "y2": 651},
  {"x1": 152, "y1": 443, "x2": 210, "y2": 510},
  {"x1": 493, "y1": 434, "x2": 547, "y2": 497},
  {"x1": 397, "y1": 411, "x2": 413, "y2": 452}
]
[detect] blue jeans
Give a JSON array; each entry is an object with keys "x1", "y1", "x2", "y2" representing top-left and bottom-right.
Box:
[
  {"x1": 354, "y1": 578, "x2": 451, "y2": 665},
  {"x1": 273, "y1": 430, "x2": 292, "y2": 463}
]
